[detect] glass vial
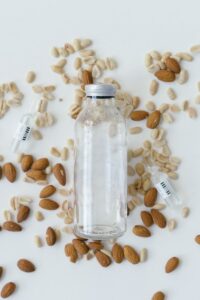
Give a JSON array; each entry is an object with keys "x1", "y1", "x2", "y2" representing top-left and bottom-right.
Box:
[
  {"x1": 11, "y1": 113, "x2": 34, "y2": 153},
  {"x1": 74, "y1": 84, "x2": 127, "y2": 240},
  {"x1": 150, "y1": 166, "x2": 182, "y2": 208}
]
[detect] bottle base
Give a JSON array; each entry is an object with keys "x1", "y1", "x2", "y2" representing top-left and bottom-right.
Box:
[{"x1": 74, "y1": 224, "x2": 126, "y2": 240}]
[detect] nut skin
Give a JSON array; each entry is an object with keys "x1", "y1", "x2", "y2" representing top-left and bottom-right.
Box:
[
  {"x1": 112, "y1": 243, "x2": 124, "y2": 263},
  {"x1": 132, "y1": 225, "x2": 151, "y2": 237},
  {"x1": 151, "y1": 291, "x2": 165, "y2": 300},
  {"x1": 151, "y1": 209, "x2": 167, "y2": 228},
  {"x1": 95, "y1": 250, "x2": 111, "y2": 267},
  {"x1": 146, "y1": 110, "x2": 161, "y2": 129},
  {"x1": 144, "y1": 188, "x2": 158, "y2": 207},
  {"x1": 46, "y1": 227, "x2": 57, "y2": 246},
  {"x1": 1, "y1": 282, "x2": 16, "y2": 298},
  {"x1": 140, "y1": 211, "x2": 154, "y2": 227},
  {"x1": 165, "y1": 57, "x2": 181, "y2": 73},
  {"x1": 130, "y1": 110, "x2": 149, "y2": 121},
  {"x1": 17, "y1": 259, "x2": 35, "y2": 272},
  {"x1": 3, "y1": 163, "x2": 17, "y2": 183},
  {"x1": 155, "y1": 70, "x2": 176, "y2": 82},
  {"x1": 165, "y1": 256, "x2": 180, "y2": 273}
]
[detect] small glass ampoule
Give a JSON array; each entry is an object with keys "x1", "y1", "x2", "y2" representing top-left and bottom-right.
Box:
[
  {"x1": 149, "y1": 166, "x2": 182, "y2": 209},
  {"x1": 11, "y1": 100, "x2": 38, "y2": 153}
]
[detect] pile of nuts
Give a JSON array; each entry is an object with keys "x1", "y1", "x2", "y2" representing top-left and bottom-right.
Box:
[{"x1": 1, "y1": 39, "x2": 200, "y2": 299}]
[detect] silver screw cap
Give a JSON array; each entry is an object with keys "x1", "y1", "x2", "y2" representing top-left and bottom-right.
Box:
[{"x1": 85, "y1": 84, "x2": 116, "y2": 98}]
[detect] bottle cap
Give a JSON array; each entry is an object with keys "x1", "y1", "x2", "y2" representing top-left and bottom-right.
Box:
[{"x1": 85, "y1": 84, "x2": 116, "y2": 98}]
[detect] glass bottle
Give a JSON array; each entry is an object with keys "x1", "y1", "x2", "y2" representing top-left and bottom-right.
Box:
[{"x1": 74, "y1": 84, "x2": 127, "y2": 240}]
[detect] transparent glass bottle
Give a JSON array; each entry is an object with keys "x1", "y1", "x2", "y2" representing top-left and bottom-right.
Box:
[{"x1": 74, "y1": 84, "x2": 127, "y2": 240}]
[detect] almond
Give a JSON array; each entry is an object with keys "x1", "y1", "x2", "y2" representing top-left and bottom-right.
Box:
[
  {"x1": 151, "y1": 291, "x2": 165, "y2": 300},
  {"x1": 39, "y1": 185, "x2": 56, "y2": 198},
  {"x1": 130, "y1": 110, "x2": 149, "y2": 121},
  {"x1": 140, "y1": 211, "x2": 154, "y2": 227},
  {"x1": 46, "y1": 227, "x2": 57, "y2": 246},
  {"x1": 151, "y1": 209, "x2": 167, "y2": 228},
  {"x1": 17, "y1": 205, "x2": 30, "y2": 223},
  {"x1": 195, "y1": 234, "x2": 200, "y2": 244},
  {"x1": 155, "y1": 70, "x2": 176, "y2": 82},
  {"x1": 144, "y1": 187, "x2": 157, "y2": 207},
  {"x1": 95, "y1": 250, "x2": 112, "y2": 267},
  {"x1": 3, "y1": 221, "x2": 22, "y2": 232},
  {"x1": 64, "y1": 243, "x2": 78, "y2": 263},
  {"x1": 17, "y1": 259, "x2": 35, "y2": 272},
  {"x1": 132, "y1": 225, "x2": 151, "y2": 237},
  {"x1": 112, "y1": 243, "x2": 124, "y2": 263},
  {"x1": 1, "y1": 282, "x2": 16, "y2": 298},
  {"x1": 72, "y1": 239, "x2": 89, "y2": 255},
  {"x1": 26, "y1": 169, "x2": 46, "y2": 181},
  {"x1": 0, "y1": 166, "x2": 2, "y2": 180},
  {"x1": 165, "y1": 57, "x2": 181, "y2": 73},
  {"x1": 0, "y1": 266, "x2": 3, "y2": 279},
  {"x1": 3, "y1": 163, "x2": 17, "y2": 183},
  {"x1": 53, "y1": 163, "x2": 66, "y2": 186},
  {"x1": 165, "y1": 256, "x2": 179, "y2": 273},
  {"x1": 31, "y1": 158, "x2": 49, "y2": 170},
  {"x1": 88, "y1": 241, "x2": 104, "y2": 250},
  {"x1": 123, "y1": 245, "x2": 140, "y2": 264},
  {"x1": 146, "y1": 110, "x2": 161, "y2": 129},
  {"x1": 21, "y1": 155, "x2": 33, "y2": 172},
  {"x1": 39, "y1": 199, "x2": 59, "y2": 210},
  {"x1": 82, "y1": 70, "x2": 93, "y2": 84}
]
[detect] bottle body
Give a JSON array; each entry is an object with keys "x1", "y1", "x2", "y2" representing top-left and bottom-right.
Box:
[{"x1": 74, "y1": 98, "x2": 127, "y2": 240}]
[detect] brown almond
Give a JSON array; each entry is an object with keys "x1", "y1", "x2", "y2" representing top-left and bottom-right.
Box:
[
  {"x1": 0, "y1": 166, "x2": 2, "y2": 180},
  {"x1": 3, "y1": 221, "x2": 22, "y2": 232},
  {"x1": 130, "y1": 110, "x2": 149, "y2": 121},
  {"x1": 72, "y1": 239, "x2": 89, "y2": 255},
  {"x1": 151, "y1": 209, "x2": 167, "y2": 228},
  {"x1": 95, "y1": 250, "x2": 111, "y2": 267},
  {"x1": 1, "y1": 282, "x2": 16, "y2": 298},
  {"x1": 123, "y1": 245, "x2": 140, "y2": 264},
  {"x1": 195, "y1": 234, "x2": 200, "y2": 244},
  {"x1": 0, "y1": 266, "x2": 3, "y2": 279},
  {"x1": 165, "y1": 256, "x2": 179, "y2": 273},
  {"x1": 88, "y1": 241, "x2": 104, "y2": 250},
  {"x1": 112, "y1": 243, "x2": 124, "y2": 263},
  {"x1": 21, "y1": 155, "x2": 33, "y2": 172},
  {"x1": 3, "y1": 163, "x2": 17, "y2": 183},
  {"x1": 17, "y1": 259, "x2": 35, "y2": 272},
  {"x1": 64, "y1": 243, "x2": 78, "y2": 263},
  {"x1": 165, "y1": 57, "x2": 181, "y2": 73},
  {"x1": 146, "y1": 110, "x2": 161, "y2": 129},
  {"x1": 46, "y1": 227, "x2": 56, "y2": 246},
  {"x1": 26, "y1": 169, "x2": 46, "y2": 181},
  {"x1": 144, "y1": 187, "x2": 157, "y2": 207},
  {"x1": 140, "y1": 211, "x2": 154, "y2": 227},
  {"x1": 132, "y1": 225, "x2": 151, "y2": 237},
  {"x1": 32, "y1": 158, "x2": 49, "y2": 170},
  {"x1": 52, "y1": 163, "x2": 66, "y2": 186},
  {"x1": 17, "y1": 205, "x2": 30, "y2": 223},
  {"x1": 39, "y1": 185, "x2": 56, "y2": 198},
  {"x1": 155, "y1": 69, "x2": 175, "y2": 82},
  {"x1": 82, "y1": 70, "x2": 93, "y2": 84},
  {"x1": 39, "y1": 199, "x2": 59, "y2": 210},
  {"x1": 151, "y1": 291, "x2": 165, "y2": 300}
]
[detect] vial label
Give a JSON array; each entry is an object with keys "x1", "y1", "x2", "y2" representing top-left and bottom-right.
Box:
[
  {"x1": 155, "y1": 180, "x2": 172, "y2": 199},
  {"x1": 14, "y1": 123, "x2": 32, "y2": 142}
]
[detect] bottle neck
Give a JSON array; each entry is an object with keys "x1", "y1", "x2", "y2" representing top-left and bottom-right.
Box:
[{"x1": 85, "y1": 97, "x2": 115, "y2": 106}]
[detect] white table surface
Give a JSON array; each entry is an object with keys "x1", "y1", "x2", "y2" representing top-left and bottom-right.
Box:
[{"x1": 0, "y1": 0, "x2": 200, "y2": 299}]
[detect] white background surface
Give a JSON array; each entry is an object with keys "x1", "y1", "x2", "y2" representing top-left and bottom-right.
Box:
[{"x1": 0, "y1": 0, "x2": 200, "y2": 299}]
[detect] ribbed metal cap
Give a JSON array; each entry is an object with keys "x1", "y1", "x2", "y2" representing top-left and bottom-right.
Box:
[{"x1": 85, "y1": 84, "x2": 116, "y2": 98}]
